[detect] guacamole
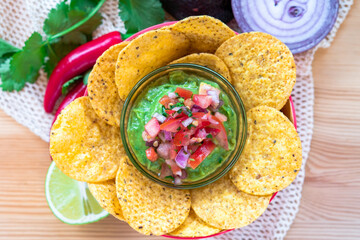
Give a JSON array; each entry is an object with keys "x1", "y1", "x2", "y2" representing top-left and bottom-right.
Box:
[{"x1": 127, "y1": 70, "x2": 237, "y2": 182}]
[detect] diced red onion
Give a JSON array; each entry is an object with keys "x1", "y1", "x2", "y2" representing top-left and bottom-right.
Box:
[
  {"x1": 172, "y1": 106, "x2": 181, "y2": 111},
  {"x1": 157, "y1": 143, "x2": 172, "y2": 159},
  {"x1": 180, "y1": 169, "x2": 188, "y2": 179},
  {"x1": 191, "y1": 105, "x2": 208, "y2": 113},
  {"x1": 175, "y1": 147, "x2": 190, "y2": 169},
  {"x1": 159, "y1": 163, "x2": 172, "y2": 179},
  {"x1": 168, "y1": 92, "x2": 177, "y2": 99},
  {"x1": 181, "y1": 106, "x2": 190, "y2": 115},
  {"x1": 142, "y1": 131, "x2": 155, "y2": 142},
  {"x1": 181, "y1": 117, "x2": 193, "y2": 127},
  {"x1": 164, "y1": 130, "x2": 172, "y2": 141},
  {"x1": 207, "y1": 90, "x2": 220, "y2": 108},
  {"x1": 145, "y1": 140, "x2": 155, "y2": 147},
  {"x1": 231, "y1": 0, "x2": 339, "y2": 54},
  {"x1": 184, "y1": 145, "x2": 188, "y2": 153},
  {"x1": 174, "y1": 176, "x2": 182, "y2": 185},
  {"x1": 152, "y1": 113, "x2": 166, "y2": 123}
]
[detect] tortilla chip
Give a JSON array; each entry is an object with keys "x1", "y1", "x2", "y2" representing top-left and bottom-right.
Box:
[
  {"x1": 229, "y1": 106, "x2": 302, "y2": 195},
  {"x1": 115, "y1": 29, "x2": 190, "y2": 100},
  {"x1": 168, "y1": 16, "x2": 235, "y2": 53},
  {"x1": 50, "y1": 97, "x2": 125, "y2": 182},
  {"x1": 191, "y1": 175, "x2": 271, "y2": 229},
  {"x1": 215, "y1": 32, "x2": 296, "y2": 110},
  {"x1": 170, "y1": 53, "x2": 232, "y2": 82},
  {"x1": 88, "y1": 179, "x2": 124, "y2": 221},
  {"x1": 88, "y1": 42, "x2": 129, "y2": 126},
  {"x1": 116, "y1": 157, "x2": 191, "y2": 235},
  {"x1": 168, "y1": 209, "x2": 221, "y2": 237}
]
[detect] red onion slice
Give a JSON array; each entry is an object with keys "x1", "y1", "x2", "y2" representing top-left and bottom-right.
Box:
[
  {"x1": 152, "y1": 113, "x2": 166, "y2": 123},
  {"x1": 181, "y1": 117, "x2": 194, "y2": 127},
  {"x1": 231, "y1": 0, "x2": 339, "y2": 53},
  {"x1": 175, "y1": 147, "x2": 190, "y2": 169}
]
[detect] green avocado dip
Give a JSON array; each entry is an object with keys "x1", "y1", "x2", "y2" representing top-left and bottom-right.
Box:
[{"x1": 127, "y1": 70, "x2": 237, "y2": 182}]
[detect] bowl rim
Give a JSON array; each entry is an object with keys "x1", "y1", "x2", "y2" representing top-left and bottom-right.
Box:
[
  {"x1": 117, "y1": 21, "x2": 297, "y2": 240},
  {"x1": 120, "y1": 63, "x2": 247, "y2": 190}
]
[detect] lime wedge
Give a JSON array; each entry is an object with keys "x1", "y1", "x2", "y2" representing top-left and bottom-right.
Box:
[{"x1": 45, "y1": 161, "x2": 109, "y2": 224}]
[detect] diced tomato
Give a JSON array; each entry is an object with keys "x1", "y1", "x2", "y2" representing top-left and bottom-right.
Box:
[
  {"x1": 188, "y1": 140, "x2": 216, "y2": 169},
  {"x1": 159, "y1": 95, "x2": 176, "y2": 108},
  {"x1": 208, "y1": 115, "x2": 228, "y2": 150},
  {"x1": 166, "y1": 159, "x2": 182, "y2": 176},
  {"x1": 184, "y1": 98, "x2": 194, "y2": 109},
  {"x1": 170, "y1": 143, "x2": 178, "y2": 160},
  {"x1": 144, "y1": 118, "x2": 160, "y2": 137},
  {"x1": 174, "y1": 131, "x2": 191, "y2": 146},
  {"x1": 205, "y1": 127, "x2": 221, "y2": 137},
  {"x1": 159, "y1": 117, "x2": 186, "y2": 132},
  {"x1": 188, "y1": 144, "x2": 200, "y2": 154},
  {"x1": 199, "y1": 82, "x2": 221, "y2": 108},
  {"x1": 175, "y1": 87, "x2": 193, "y2": 99},
  {"x1": 193, "y1": 94, "x2": 212, "y2": 109},
  {"x1": 215, "y1": 112, "x2": 227, "y2": 122},
  {"x1": 191, "y1": 112, "x2": 206, "y2": 119},
  {"x1": 165, "y1": 109, "x2": 176, "y2": 115},
  {"x1": 145, "y1": 147, "x2": 158, "y2": 162}
]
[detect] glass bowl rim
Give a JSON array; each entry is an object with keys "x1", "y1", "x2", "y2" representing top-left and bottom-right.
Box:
[{"x1": 120, "y1": 63, "x2": 247, "y2": 189}]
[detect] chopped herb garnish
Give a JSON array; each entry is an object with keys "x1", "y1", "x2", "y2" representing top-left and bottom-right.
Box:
[
  {"x1": 162, "y1": 106, "x2": 168, "y2": 117},
  {"x1": 177, "y1": 109, "x2": 182, "y2": 114},
  {"x1": 175, "y1": 92, "x2": 179, "y2": 97},
  {"x1": 177, "y1": 127, "x2": 181, "y2": 131},
  {"x1": 170, "y1": 102, "x2": 184, "y2": 109},
  {"x1": 206, "y1": 134, "x2": 213, "y2": 139},
  {"x1": 189, "y1": 158, "x2": 195, "y2": 162},
  {"x1": 178, "y1": 97, "x2": 184, "y2": 103},
  {"x1": 187, "y1": 123, "x2": 195, "y2": 130},
  {"x1": 187, "y1": 111, "x2": 193, "y2": 117}
]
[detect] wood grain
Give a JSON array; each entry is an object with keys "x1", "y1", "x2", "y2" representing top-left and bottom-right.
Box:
[{"x1": 1, "y1": 3, "x2": 360, "y2": 240}]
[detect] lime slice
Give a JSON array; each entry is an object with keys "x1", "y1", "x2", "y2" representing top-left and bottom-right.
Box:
[{"x1": 45, "y1": 161, "x2": 109, "y2": 224}]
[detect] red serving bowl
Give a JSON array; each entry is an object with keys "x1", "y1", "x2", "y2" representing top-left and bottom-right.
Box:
[{"x1": 84, "y1": 22, "x2": 297, "y2": 240}]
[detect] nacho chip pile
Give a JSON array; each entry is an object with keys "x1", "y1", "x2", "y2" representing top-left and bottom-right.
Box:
[{"x1": 50, "y1": 16, "x2": 302, "y2": 237}]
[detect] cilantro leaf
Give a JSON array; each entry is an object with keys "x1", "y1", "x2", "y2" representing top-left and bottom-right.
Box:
[
  {"x1": 1, "y1": 32, "x2": 46, "y2": 91},
  {"x1": 62, "y1": 75, "x2": 82, "y2": 95},
  {"x1": 0, "y1": 39, "x2": 20, "y2": 60},
  {"x1": 44, "y1": 39, "x2": 81, "y2": 76},
  {"x1": 43, "y1": 1, "x2": 101, "y2": 37},
  {"x1": 119, "y1": 0, "x2": 165, "y2": 33}
]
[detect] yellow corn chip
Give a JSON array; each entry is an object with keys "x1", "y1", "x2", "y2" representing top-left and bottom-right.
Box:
[
  {"x1": 88, "y1": 42, "x2": 129, "y2": 126},
  {"x1": 115, "y1": 30, "x2": 190, "y2": 100},
  {"x1": 116, "y1": 157, "x2": 191, "y2": 235},
  {"x1": 170, "y1": 53, "x2": 232, "y2": 82},
  {"x1": 229, "y1": 106, "x2": 302, "y2": 195},
  {"x1": 215, "y1": 32, "x2": 296, "y2": 110},
  {"x1": 50, "y1": 97, "x2": 125, "y2": 182}
]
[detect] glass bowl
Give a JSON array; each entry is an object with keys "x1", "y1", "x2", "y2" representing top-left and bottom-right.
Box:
[{"x1": 120, "y1": 63, "x2": 247, "y2": 189}]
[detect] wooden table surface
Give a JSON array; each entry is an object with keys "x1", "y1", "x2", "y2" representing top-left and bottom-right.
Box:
[{"x1": 1, "y1": 3, "x2": 360, "y2": 240}]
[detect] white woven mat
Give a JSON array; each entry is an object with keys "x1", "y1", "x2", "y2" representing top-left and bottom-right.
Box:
[{"x1": 0, "y1": 1, "x2": 353, "y2": 239}]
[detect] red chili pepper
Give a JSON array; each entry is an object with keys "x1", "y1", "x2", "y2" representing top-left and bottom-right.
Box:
[
  {"x1": 44, "y1": 31, "x2": 122, "y2": 113},
  {"x1": 52, "y1": 82, "x2": 87, "y2": 126}
]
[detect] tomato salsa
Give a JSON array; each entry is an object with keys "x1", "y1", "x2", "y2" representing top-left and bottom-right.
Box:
[{"x1": 127, "y1": 70, "x2": 237, "y2": 183}]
